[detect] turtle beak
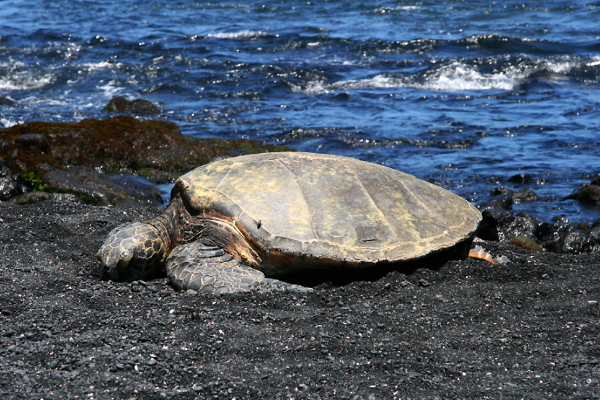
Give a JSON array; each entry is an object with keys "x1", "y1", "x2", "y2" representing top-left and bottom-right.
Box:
[
  {"x1": 103, "y1": 266, "x2": 121, "y2": 281},
  {"x1": 98, "y1": 250, "x2": 133, "y2": 281},
  {"x1": 102, "y1": 263, "x2": 143, "y2": 282}
]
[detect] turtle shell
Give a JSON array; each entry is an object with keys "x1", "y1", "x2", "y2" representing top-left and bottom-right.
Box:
[{"x1": 171, "y1": 152, "x2": 481, "y2": 272}]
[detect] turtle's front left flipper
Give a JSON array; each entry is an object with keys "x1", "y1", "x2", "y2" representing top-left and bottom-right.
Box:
[{"x1": 166, "y1": 242, "x2": 311, "y2": 294}]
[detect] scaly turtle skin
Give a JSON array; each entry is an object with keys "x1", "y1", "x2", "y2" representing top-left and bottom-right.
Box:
[{"x1": 97, "y1": 152, "x2": 485, "y2": 294}]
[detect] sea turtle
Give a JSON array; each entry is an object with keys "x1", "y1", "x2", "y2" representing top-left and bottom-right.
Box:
[{"x1": 97, "y1": 152, "x2": 500, "y2": 294}]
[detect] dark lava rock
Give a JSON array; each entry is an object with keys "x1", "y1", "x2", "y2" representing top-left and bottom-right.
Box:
[
  {"x1": 9, "y1": 192, "x2": 84, "y2": 205},
  {"x1": 488, "y1": 187, "x2": 541, "y2": 205},
  {"x1": 479, "y1": 193, "x2": 513, "y2": 210},
  {"x1": 560, "y1": 229, "x2": 600, "y2": 254},
  {"x1": 504, "y1": 212, "x2": 539, "y2": 241},
  {"x1": 40, "y1": 168, "x2": 163, "y2": 206},
  {"x1": 0, "y1": 162, "x2": 20, "y2": 200},
  {"x1": 1, "y1": 201, "x2": 599, "y2": 399},
  {"x1": 491, "y1": 186, "x2": 512, "y2": 196},
  {"x1": 508, "y1": 173, "x2": 533, "y2": 184},
  {"x1": 0, "y1": 116, "x2": 290, "y2": 205},
  {"x1": 552, "y1": 215, "x2": 567, "y2": 223},
  {"x1": 477, "y1": 209, "x2": 539, "y2": 242},
  {"x1": 0, "y1": 115, "x2": 289, "y2": 177},
  {"x1": 478, "y1": 209, "x2": 600, "y2": 254},
  {"x1": 590, "y1": 226, "x2": 600, "y2": 243},
  {"x1": 14, "y1": 134, "x2": 48, "y2": 150},
  {"x1": 103, "y1": 96, "x2": 161, "y2": 115},
  {"x1": 475, "y1": 209, "x2": 600, "y2": 254},
  {"x1": 477, "y1": 209, "x2": 513, "y2": 241},
  {"x1": 566, "y1": 175, "x2": 600, "y2": 205},
  {"x1": 0, "y1": 96, "x2": 15, "y2": 106},
  {"x1": 566, "y1": 184, "x2": 600, "y2": 205},
  {"x1": 536, "y1": 222, "x2": 565, "y2": 252},
  {"x1": 512, "y1": 188, "x2": 541, "y2": 203}
]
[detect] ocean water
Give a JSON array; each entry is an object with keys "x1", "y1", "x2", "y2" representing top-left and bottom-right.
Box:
[{"x1": 1, "y1": 0, "x2": 599, "y2": 223}]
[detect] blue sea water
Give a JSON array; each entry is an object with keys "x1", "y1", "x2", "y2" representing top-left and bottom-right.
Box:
[{"x1": 1, "y1": 0, "x2": 599, "y2": 223}]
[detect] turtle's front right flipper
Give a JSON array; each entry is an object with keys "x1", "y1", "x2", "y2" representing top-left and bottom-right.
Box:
[{"x1": 165, "y1": 242, "x2": 311, "y2": 294}]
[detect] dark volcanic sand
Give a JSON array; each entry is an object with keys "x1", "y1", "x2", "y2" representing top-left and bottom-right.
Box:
[{"x1": 0, "y1": 200, "x2": 599, "y2": 399}]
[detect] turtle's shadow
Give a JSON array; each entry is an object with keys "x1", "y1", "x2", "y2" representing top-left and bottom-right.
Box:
[{"x1": 279, "y1": 239, "x2": 472, "y2": 288}]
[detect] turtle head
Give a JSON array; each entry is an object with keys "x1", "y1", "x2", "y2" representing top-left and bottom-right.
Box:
[{"x1": 97, "y1": 222, "x2": 169, "y2": 282}]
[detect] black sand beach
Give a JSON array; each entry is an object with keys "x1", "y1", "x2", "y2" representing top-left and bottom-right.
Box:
[{"x1": 1, "y1": 200, "x2": 599, "y2": 399}]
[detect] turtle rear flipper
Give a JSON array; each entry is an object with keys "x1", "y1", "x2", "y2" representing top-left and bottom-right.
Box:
[
  {"x1": 468, "y1": 245, "x2": 510, "y2": 264},
  {"x1": 166, "y1": 242, "x2": 311, "y2": 294}
]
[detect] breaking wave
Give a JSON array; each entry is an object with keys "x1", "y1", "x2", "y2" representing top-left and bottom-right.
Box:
[
  {"x1": 206, "y1": 31, "x2": 274, "y2": 39},
  {"x1": 0, "y1": 73, "x2": 54, "y2": 91},
  {"x1": 290, "y1": 56, "x2": 591, "y2": 94}
]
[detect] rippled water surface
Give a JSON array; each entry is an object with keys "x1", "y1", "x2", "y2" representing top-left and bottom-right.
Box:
[{"x1": 1, "y1": 0, "x2": 600, "y2": 222}]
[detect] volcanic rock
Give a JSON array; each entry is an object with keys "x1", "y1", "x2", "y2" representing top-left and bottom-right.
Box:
[
  {"x1": 480, "y1": 193, "x2": 513, "y2": 210},
  {"x1": 560, "y1": 229, "x2": 600, "y2": 254},
  {"x1": 507, "y1": 173, "x2": 533, "y2": 184},
  {"x1": 103, "y1": 96, "x2": 161, "y2": 115},
  {"x1": 566, "y1": 175, "x2": 600, "y2": 205},
  {"x1": 512, "y1": 188, "x2": 541, "y2": 203},
  {"x1": 0, "y1": 96, "x2": 14, "y2": 106},
  {"x1": 0, "y1": 116, "x2": 290, "y2": 205},
  {"x1": 0, "y1": 161, "x2": 20, "y2": 200}
]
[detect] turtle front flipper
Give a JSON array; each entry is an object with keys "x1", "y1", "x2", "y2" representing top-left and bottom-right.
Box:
[{"x1": 166, "y1": 242, "x2": 311, "y2": 294}]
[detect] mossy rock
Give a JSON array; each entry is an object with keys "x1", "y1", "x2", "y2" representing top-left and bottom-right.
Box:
[
  {"x1": 0, "y1": 115, "x2": 290, "y2": 178},
  {"x1": 566, "y1": 183, "x2": 600, "y2": 205},
  {"x1": 0, "y1": 116, "x2": 291, "y2": 205}
]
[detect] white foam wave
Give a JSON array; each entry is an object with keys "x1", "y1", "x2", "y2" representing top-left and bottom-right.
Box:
[
  {"x1": 1, "y1": 118, "x2": 19, "y2": 128},
  {"x1": 0, "y1": 60, "x2": 26, "y2": 69},
  {"x1": 290, "y1": 80, "x2": 328, "y2": 94},
  {"x1": 0, "y1": 73, "x2": 54, "y2": 91},
  {"x1": 97, "y1": 80, "x2": 125, "y2": 98},
  {"x1": 21, "y1": 96, "x2": 68, "y2": 106},
  {"x1": 78, "y1": 61, "x2": 121, "y2": 72},
  {"x1": 290, "y1": 75, "x2": 403, "y2": 94},
  {"x1": 206, "y1": 31, "x2": 272, "y2": 39},
  {"x1": 377, "y1": 5, "x2": 419, "y2": 12},
  {"x1": 543, "y1": 56, "x2": 589, "y2": 77},
  {"x1": 0, "y1": 57, "x2": 54, "y2": 90},
  {"x1": 291, "y1": 61, "x2": 529, "y2": 94},
  {"x1": 420, "y1": 62, "x2": 524, "y2": 91},
  {"x1": 588, "y1": 58, "x2": 600, "y2": 67}
]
